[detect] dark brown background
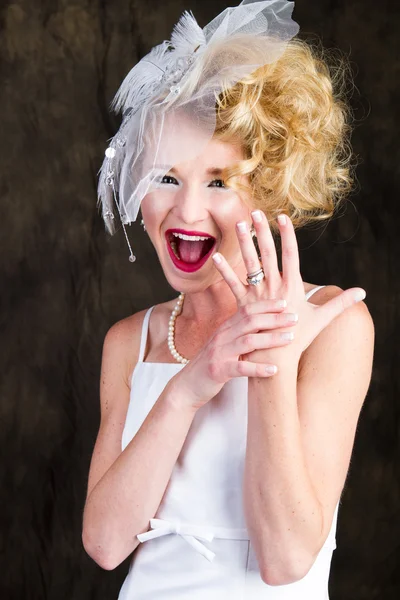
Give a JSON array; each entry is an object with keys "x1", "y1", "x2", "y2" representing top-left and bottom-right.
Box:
[{"x1": 1, "y1": 1, "x2": 399, "y2": 598}]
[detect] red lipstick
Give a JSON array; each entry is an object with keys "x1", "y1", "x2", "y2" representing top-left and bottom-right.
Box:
[{"x1": 165, "y1": 229, "x2": 217, "y2": 273}]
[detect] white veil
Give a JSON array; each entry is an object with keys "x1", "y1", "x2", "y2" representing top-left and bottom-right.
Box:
[{"x1": 97, "y1": 0, "x2": 299, "y2": 241}]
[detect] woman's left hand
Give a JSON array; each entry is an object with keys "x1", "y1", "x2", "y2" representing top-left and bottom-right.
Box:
[{"x1": 211, "y1": 210, "x2": 366, "y2": 371}]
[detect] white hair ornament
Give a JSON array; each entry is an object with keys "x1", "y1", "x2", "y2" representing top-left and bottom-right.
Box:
[{"x1": 97, "y1": 0, "x2": 299, "y2": 261}]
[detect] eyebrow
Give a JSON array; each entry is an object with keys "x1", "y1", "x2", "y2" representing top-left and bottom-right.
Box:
[{"x1": 154, "y1": 165, "x2": 225, "y2": 176}]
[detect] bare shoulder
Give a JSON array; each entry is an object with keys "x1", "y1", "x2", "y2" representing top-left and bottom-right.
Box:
[
  {"x1": 103, "y1": 298, "x2": 175, "y2": 387},
  {"x1": 300, "y1": 283, "x2": 375, "y2": 375},
  {"x1": 102, "y1": 310, "x2": 147, "y2": 389}
]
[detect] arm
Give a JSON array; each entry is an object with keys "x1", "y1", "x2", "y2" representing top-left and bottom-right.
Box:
[
  {"x1": 82, "y1": 318, "x2": 197, "y2": 571},
  {"x1": 243, "y1": 289, "x2": 375, "y2": 586}
]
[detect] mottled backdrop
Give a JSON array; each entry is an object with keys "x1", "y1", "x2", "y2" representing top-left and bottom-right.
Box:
[{"x1": 0, "y1": 0, "x2": 399, "y2": 599}]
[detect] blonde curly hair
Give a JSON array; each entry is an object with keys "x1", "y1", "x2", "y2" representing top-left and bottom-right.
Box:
[{"x1": 214, "y1": 37, "x2": 355, "y2": 234}]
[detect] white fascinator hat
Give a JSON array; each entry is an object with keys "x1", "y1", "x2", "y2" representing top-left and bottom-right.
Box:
[{"x1": 97, "y1": 0, "x2": 299, "y2": 261}]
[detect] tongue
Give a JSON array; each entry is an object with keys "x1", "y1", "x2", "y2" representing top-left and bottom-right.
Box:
[{"x1": 179, "y1": 239, "x2": 207, "y2": 263}]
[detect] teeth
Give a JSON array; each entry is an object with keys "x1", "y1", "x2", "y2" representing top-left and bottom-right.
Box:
[{"x1": 172, "y1": 232, "x2": 212, "y2": 241}]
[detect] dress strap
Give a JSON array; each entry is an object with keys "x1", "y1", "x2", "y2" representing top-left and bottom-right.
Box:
[
  {"x1": 305, "y1": 285, "x2": 326, "y2": 301},
  {"x1": 137, "y1": 306, "x2": 155, "y2": 363}
]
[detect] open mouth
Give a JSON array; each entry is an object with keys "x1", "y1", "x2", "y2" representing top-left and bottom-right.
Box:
[{"x1": 165, "y1": 229, "x2": 217, "y2": 273}]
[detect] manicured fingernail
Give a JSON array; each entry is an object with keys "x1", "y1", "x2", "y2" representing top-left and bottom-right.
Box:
[
  {"x1": 286, "y1": 313, "x2": 298, "y2": 323},
  {"x1": 251, "y1": 210, "x2": 262, "y2": 223},
  {"x1": 277, "y1": 214, "x2": 287, "y2": 226},
  {"x1": 265, "y1": 365, "x2": 278, "y2": 375},
  {"x1": 212, "y1": 253, "x2": 222, "y2": 264},
  {"x1": 281, "y1": 332, "x2": 294, "y2": 340},
  {"x1": 276, "y1": 299, "x2": 287, "y2": 308},
  {"x1": 237, "y1": 221, "x2": 247, "y2": 233},
  {"x1": 353, "y1": 289, "x2": 366, "y2": 302}
]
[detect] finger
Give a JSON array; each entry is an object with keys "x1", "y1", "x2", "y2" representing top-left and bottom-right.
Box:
[
  {"x1": 216, "y1": 298, "x2": 288, "y2": 334},
  {"x1": 225, "y1": 360, "x2": 278, "y2": 379},
  {"x1": 278, "y1": 214, "x2": 300, "y2": 284},
  {"x1": 236, "y1": 330, "x2": 295, "y2": 354},
  {"x1": 235, "y1": 220, "x2": 263, "y2": 278},
  {"x1": 236, "y1": 311, "x2": 299, "y2": 334},
  {"x1": 316, "y1": 288, "x2": 367, "y2": 329},
  {"x1": 212, "y1": 252, "x2": 247, "y2": 302},
  {"x1": 250, "y1": 210, "x2": 280, "y2": 287},
  {"x1": 219, "y1": 312, "x2": 298, "y2": 349}
]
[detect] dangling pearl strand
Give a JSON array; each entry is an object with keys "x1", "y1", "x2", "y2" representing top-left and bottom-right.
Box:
[{"x1": 167, "y1": 292, "x2": 189, "y2": 364}]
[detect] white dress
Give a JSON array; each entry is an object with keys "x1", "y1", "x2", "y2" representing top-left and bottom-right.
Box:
[{"x1": 118, "y1": 285, "x2": 339, "y2": 599}]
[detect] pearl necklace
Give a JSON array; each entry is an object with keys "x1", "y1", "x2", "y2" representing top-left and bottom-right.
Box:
[{"x1": 167, "y1": 292, "x2": 189, "y2": 364}]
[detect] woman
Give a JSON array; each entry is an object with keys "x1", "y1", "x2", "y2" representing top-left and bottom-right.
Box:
[{"x1": 82, "y1": 1, "x2": 375, "y2": 598}]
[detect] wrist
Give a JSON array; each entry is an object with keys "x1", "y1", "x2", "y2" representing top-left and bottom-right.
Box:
[{"x1": 162, "y1": 372, "x2": 201, "y2": 416}]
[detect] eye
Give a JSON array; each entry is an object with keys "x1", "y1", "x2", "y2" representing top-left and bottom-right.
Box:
[
  {"x1": 161, "y1": 175, "x2": 178, "y2": 185},
  {"x1": 209, "y1": 179, "x2": 226, "y2": 188}
]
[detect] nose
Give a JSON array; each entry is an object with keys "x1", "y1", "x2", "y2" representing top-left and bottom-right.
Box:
[{"x1": 173, "y1": 183, "x2": 209, "y2": 226}]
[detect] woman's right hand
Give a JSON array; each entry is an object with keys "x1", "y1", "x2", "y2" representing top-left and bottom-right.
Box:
[{"x1": 174, "y1": 299, "x2": 298, "y2": 411}]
